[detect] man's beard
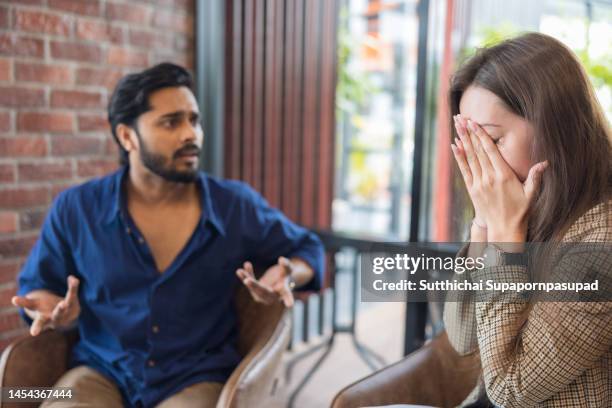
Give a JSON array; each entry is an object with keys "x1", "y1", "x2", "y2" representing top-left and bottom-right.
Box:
[{"x1": 135, "y1": 128, "x2": 200, "y2": 183}]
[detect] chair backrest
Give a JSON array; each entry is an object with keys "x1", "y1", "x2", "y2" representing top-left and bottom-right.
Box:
[{"x1": 233, "y1": 283, "x2": 287, "y2": 357}]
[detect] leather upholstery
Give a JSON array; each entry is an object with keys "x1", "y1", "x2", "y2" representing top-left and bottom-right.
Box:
[
  {"x1": 0, "y1": 282, "x2": 290, "y2": 408},
  {"x1": 331, "y1": 331, "x2": 480, "y2": 408}
]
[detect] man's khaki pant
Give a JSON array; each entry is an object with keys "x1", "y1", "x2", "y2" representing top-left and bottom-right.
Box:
[{"x1": 40, "y1": 365, "x2": 224, "y2": 408}]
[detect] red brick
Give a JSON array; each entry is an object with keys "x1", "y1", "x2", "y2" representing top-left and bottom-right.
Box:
[
  {"x1": 0, "y1": 6, "x2": 7, "y2": 29},
  {"x1": 0, "y1": 212, "x2": 18, "y2": 233},
  {"x1": 129, "y1": 29, "x2": 155, "y2": 48},
  {"x1": 0, "y1": 163, "x2": 15, "y2": 182},
  {"x1": 0, "y1": 313, "x2": 23, "y2": 333},
  {"x1": 153, "y1": 10, "x2": 193, "y2": 35},
  {"x1": 0, "y1": 58, "x2": 9, "y2": 81},
  {"x1": 18, "y1": 161, "x2": 72, "y2": 182},
  {"x1": 0, "y1": 137, "x2": 47, "y2": 157},
  {"x1": 105, "y1": 137, "x2": 119, "y2": 155},
  {"x1": 0, "y1": 0, "x2": 43, "y2": 5},
  {"x1": 0, "y1": 111, "x2": 9, "y2": 132},
  {"x1": 0, "y1": 34, "x2": 44, "y2": 58},
  {"x1": 0, "y1": 86, "x2": 45, "y2": 108},
  {"x1": 48, "y1": 0, "x2": 101, "y2": 16},
  {"x1": 19, "y1": 208, "x2": 46, "y2": 231},
  {"x1": 174, "y1": 35, "x2": 191, "y2": 51},
  {"x1": 153, "y1": 52, "x2": 193, "y2": 70},
  {"x1": 77, "y1": 158, "x2": 117, "y2": 178},
  {"x1": 0, "y1": 261, "x2": 21, "y2": 283},
  {"x1": 75, "y1": 67, "x2": 123, "y2": 89},
  {"x1": 106, "y1": 2, "x2": 152, "y2": 25},
  {"x1": 15, "y1": 62, "x2": 72, "y2": 85},
  {"x1": 0, "y1": 284, "x2": 17, "y2": 307},
  {"x1": 50, "y1": 41, "x2": 101, "y2": 63},
  {"x1": 107, "y1": 47, "x2": 148, "y2": 68},
  {"x1": 51, "y1": 90, "x2": 103, "y2": 109},
  {"x1": 17, "y1": 112, "x2": 73, "y2": 133},
  {"x1": 14, "y1": 9, "x2": 71, "y2": 36},
  {"x1": 78, "y1": 114, "x2": 109, "y2": 132},
  {"x1": 0, "y1": 186, "x2": 48, "y2": 208},
  {"x1": 51, "y1": 182, "x2": 73, "y2": 198},
  {"x1": 153, "y1": 32, "x2": 175, "y2": 50},
  {"x1": 50, "y1": 136, "x2": 103, "y2": 156},
  {"x1": 76, "y1": 20, "x2": 124, "y2": 44}
]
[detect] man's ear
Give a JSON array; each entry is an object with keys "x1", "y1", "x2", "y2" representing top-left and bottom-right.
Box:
[{"x1": 116, "y1": 123, "x2": 138, "y2": 154}]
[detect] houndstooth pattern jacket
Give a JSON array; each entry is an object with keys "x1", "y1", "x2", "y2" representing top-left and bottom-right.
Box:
[{"x1": 444, "y1": 200, "x2": 612, "y2": 407}]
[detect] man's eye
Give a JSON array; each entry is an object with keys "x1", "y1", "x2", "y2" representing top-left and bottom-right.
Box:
[{"x1": 163, "y1": 119, "x2": 178, "y2": 128}]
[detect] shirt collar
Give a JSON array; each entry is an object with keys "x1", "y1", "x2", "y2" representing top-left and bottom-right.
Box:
[{"x1": 102, "y1": 166, "x2": 226, "y2": 237}]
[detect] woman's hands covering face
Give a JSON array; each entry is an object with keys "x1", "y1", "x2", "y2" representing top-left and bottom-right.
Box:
[{"x1": 451, "y1": 114, "x2": 548, "y2": 242}]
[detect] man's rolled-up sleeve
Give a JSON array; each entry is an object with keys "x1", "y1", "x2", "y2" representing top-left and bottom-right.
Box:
[
  {"x1": 17, "y1": 192, "x2": 75, "y2": 322},
  {"x1": 240, "y1": 186, "x2": 325, "y2": 291}
]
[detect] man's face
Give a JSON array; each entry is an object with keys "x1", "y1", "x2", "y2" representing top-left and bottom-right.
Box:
[{"x1": 132, "y1": 86, "x2": 203, "y2": 183}]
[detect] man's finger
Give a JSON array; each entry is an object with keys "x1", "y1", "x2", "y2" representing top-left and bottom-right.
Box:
[
  {"x1": 30, "y1": 314, "x2": 50, "y2": 336},
  {"x1": 244, "y1": 278, "x2": 276, "y2": 304},
  {"x1": 11, "y1": 296, "x2": 37, "y2": 310},
  {"x1": 64, "y1": 275, "x2": 80, "y2": 307},
  {"x1": 277, "y1": 257, "x2": 292, "y2": 277},
  {"x1": 242, "y1": 261, "x2": 255, "y2": 279},
  {"x1": 51, "y1": 300, "x2": 68, "y2": 323},
  {"x1": 278, "y1": 284, "x2": 294, "y2": 307}
]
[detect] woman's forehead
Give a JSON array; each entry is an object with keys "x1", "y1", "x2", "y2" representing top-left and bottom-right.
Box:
[{"x1": 459, "y1": 85, "x2": 514, "y2": 124}]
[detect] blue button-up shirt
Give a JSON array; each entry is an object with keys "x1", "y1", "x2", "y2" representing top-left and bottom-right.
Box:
[{"x1": 17, "y1": 166, "x2": 324, "y2": 407}]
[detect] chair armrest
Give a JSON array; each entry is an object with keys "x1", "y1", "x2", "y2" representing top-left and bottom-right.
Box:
[
  {"x1": 216, "y1": 307, "x2": 291, "y2": 408},
  {"x1": 331, "y1": 331, "x2": 480, "y2": 408},
  {"x1": 0, "y1": 329, "x2": 77, "y2": 408}
]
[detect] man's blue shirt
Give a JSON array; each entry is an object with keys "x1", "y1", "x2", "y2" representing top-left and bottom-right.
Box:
[{"x1": 17, "y1": 166, "x2": 324, "y2": 407}]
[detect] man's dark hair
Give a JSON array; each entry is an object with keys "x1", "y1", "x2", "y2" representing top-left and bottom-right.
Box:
[{"x1": 108, "y1": 63, "x2": 194, "y2": 165}]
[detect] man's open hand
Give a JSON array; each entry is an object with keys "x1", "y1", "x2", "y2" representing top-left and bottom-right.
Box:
[
  {"x1": 11, "y1": 275, "x2": 80, "y2": 336},
  {"x1": 236, "y1": 257, "x2": 294, "y2": 307}
]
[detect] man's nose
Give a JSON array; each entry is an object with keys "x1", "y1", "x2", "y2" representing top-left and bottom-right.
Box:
[{"x1": 180, "y1": 123, "x2": 198, "y2": 143}]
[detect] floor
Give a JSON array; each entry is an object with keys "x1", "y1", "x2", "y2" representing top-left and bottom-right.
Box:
[{"x1": 276, "y1": 301, "x2": 406, "y2": 408}]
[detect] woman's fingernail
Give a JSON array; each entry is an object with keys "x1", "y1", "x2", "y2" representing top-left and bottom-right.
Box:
[{"x1": 467, "y1": 120, "x2": 474, "y2": 131}]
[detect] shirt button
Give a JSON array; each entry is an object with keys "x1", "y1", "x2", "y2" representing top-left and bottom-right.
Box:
[
  {"x1": 125, "y1": 227, "x2": 131, "y2": 234},
  {"x1": 148, "y1": 359, "x2": 155, "y2": 367},
  {"x1": 152, "y1": 325, "x2": 159, "y2": 333},
  {"x1": 138, "y1": 237, "x2": 144, "y2": 244}
]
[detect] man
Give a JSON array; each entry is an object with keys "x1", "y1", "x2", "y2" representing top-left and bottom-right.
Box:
[{"x1": 12, "y1": 63, "x2": 324, "y2": 407}]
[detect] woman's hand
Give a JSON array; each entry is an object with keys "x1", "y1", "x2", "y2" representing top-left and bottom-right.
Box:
[{"x1": 451, "y1": 115, "x2": 548, "y2": 243}]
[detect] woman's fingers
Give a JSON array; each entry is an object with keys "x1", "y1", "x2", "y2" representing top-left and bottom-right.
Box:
[
  {"x1": 523, "y1": 161, "x2": 549, "y2": 200},
  {"x1": 467, "y1": 120, "x2": 495, "y2": 177},
  {"x1": 451, "y1": 143, "x2": 473, "y2": 187},
  {"x1": 455, "y1": 116, "x2": 482, "y2": 180},
  {"x1": 470, "y1": 120, "x2": 511, "y2": 176}
]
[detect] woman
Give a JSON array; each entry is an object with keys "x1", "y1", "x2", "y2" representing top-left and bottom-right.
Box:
[{"x1": 443, "y1": 32, "x2": 611, "y2": 407}]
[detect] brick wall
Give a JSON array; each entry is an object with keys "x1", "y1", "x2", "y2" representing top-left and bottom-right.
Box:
[{"x1": 0, "y1": 0, "x2": 194, "y2": 348}]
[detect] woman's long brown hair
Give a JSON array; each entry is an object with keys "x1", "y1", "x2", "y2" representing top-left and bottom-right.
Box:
[{"x1": 449, "y1": 32, "x2": 611, "y2": 243}]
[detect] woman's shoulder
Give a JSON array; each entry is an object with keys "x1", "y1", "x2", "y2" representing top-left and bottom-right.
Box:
[{"x1": 562, "y1": 199, "x2": 612, "y2": 242}]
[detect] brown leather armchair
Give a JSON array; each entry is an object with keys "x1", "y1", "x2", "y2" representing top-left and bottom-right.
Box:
[
  {"x1": 0, "y1": 283, "x2": 290, "y2": 408},
  {"x1": 331, "y1": 331, "x2": 481, "y2": 408}
]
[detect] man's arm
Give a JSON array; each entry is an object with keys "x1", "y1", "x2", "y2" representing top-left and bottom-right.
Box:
[
  {"x1": 15, "y1": 191, "x2": 81, "y2": 334},
  {"x1": 235, "y1": 185, "x2": 325, "y2": 306}
]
